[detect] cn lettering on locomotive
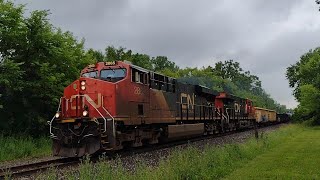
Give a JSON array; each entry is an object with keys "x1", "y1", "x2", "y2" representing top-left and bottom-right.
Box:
[
  {"x1": 180, "y1": 93, "x2": 195, "y2": 110},
  {"x1": 68, "y1": 93, "x2": 102, "y2": 110}
]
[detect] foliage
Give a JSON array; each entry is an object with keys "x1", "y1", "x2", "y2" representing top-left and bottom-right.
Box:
[
  {"x1": 152, "y1": 56, "x2": 179, "y2": 72},
  {"x1": 0, "y1": 0, "x2": 95, "y2": 135},
  {"x1": 104, "y1": 46, "x2": 178, "y2": 72},
  {"x1": 0, "y1": 135, "x2": 51, "y2": 162},
  {"x1": 286, "y1": 48, "x2": 320, "y2": 124},
  {"x1": 87, "y1": 48, "x2": 104, "y2": 62}
]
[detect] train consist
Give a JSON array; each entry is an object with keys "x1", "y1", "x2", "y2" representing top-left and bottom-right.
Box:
[{"x1": 49, "y1": 61, "x2": 288, "y2": 157}]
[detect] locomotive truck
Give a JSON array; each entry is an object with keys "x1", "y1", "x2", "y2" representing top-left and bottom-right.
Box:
[{"x1": 49, "y1": 61, "x2": 257, "y2": 157}]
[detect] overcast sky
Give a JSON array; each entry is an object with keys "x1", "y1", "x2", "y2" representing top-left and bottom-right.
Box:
[{"x1": 17, "y1": 0, "x2": 320, "y2": 108}]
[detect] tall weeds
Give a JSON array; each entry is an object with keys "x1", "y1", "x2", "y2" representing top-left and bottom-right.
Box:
[{"x1": 0, "y1": 135, "x2": 51, "y2": 162}]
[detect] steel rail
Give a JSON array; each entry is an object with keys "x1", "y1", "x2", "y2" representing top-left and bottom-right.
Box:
[{"x1": 0, "y1": 157, "x2": 79, "y2": 179}]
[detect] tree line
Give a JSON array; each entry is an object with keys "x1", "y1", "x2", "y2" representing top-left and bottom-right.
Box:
[
  {"x1": 286, "y1": 48, "x2": 320, "y2": 125},
  {"x1": 98, "y1": 46, "x2": 287, "y2": 113},
  {"x1": 0, "y1": 0, "x2": 287, "y2": 136}
]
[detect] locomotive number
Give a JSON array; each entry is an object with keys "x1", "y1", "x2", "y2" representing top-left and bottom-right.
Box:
[
  {"x1": 105, "y1": 61, "x2": 116, "y2": 66},
  {"x1": 134, "y1": 87, "x2": 142, "y2": 95}
]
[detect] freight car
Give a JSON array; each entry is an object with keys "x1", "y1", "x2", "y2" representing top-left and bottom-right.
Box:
[
  {"x1": 49, "y1": 61, "x2": 256, "y2": 157},
  {"x1": 276, "y1": 113, "x2": 291, "y2": 123},
  {"x1": 254, "y1": 107, "x2": 277, "y2": 124}
]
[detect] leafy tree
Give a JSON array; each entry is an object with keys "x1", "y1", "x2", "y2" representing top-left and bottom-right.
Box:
[
  {"x1": 0, "y1": 0, "x2": 94, "y2": 135},
  {"x1": 105, "y1": 46, "x2": 132, "y2": 62},
  {"x1": 212, "y1": 60, "x2": 262, "y2": 92},
  {"x1": 87, "y1": 48, "x2": 104, "y2": 62},
  {"x1": 286, "y1": 48, "x2": 320, "y2": 124},
  {"x1": 213, "y1": 60, "x2": 242, "y2": 80},
  {"x1": 152, "y1": 56, "x2": 179, "y2": 72}
]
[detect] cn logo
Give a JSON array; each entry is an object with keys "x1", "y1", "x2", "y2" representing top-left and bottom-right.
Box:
[
  {"x1": 180, "y1": 93, "x2": 195, "y2": 109},
  {"x1": 234, "y1": 103, "x2": 240, "y2": 113},
  {"x1": 67, "y1": 93, "x2": 102, "y2": 110}
]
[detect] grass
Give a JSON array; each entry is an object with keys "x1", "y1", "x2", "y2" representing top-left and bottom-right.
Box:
[
  {"x1": 0, "y1": 135, "x2": 52, "y2": 162},
  {"x1": 38, "y1": 124, "x2": 317, "y2": 179},
  {"x1": 224, "y1": 125, "x2": 320, "y2": 179}
]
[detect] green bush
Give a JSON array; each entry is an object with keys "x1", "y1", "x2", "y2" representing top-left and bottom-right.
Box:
[{"x1": 0, "y1": 135, "x2": 51, "y2": 162}]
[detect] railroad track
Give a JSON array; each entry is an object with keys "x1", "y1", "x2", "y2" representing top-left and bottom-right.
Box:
[
  {"x1": 0, "y1": 123, "x2": 285, "y2": 179},
  {"x1": 0, "y1": 157, "x2": 80, "y2": 179}
]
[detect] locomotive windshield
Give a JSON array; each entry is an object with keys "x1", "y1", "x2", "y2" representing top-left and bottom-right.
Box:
[
  {"x1": 100, "y1": 68, "x2": 126, "y2": 82},
  {"x1": 82, "y1": 71, "x2": 98, "y2": 78}
]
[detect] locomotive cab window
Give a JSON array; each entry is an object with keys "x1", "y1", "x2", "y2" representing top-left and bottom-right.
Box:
[
  {"x1": 82, "y1": 71, "x2": 98, "y2": 78},
  {"x1": 100, "y1": 68, "x2": 126, "y2": 82},
  {"x1": 132, "y1": 68, "x2": 148, "y2": 85},
  {"x1": 150, "y1": 72, "x2": 175, "y2": 92}
]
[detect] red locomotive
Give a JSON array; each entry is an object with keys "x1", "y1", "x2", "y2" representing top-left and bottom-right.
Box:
[{"x1": 50, "y1": 61, "x2": 256, "y2": 157}]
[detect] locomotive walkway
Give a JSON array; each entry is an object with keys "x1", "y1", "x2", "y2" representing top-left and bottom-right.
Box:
[{"x1": 224, "y1": 126, "x2": 320, "y2": 179}]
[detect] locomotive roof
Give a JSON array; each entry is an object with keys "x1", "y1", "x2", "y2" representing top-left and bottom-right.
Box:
[
  {"x1": 126, "y1": 60, "x2": 176, "y2": 80},
  {"x1": 128, "y1": 62, "x2": 150, "y2": 73},
  {"x1": 195, "y1": 85, "x2": 219, "y2": 96},
  {"x1": 254, "y1": 107, "x2": 276, "y2": 112},
  {"x1": 216, "y1": 92, "x2": 251, "y2": 102}
]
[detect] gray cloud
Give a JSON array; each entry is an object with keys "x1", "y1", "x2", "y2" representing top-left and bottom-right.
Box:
[{"x1": 17, "y1": 0, "x2": 320, "y2": 108}]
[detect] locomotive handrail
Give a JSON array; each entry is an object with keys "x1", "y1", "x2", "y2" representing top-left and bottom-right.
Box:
[
  {"x1": 178, "y1": 102, "x2": 216, "y2": 121},
  {"x1": 101, "y1": 95, "x2": 115, "y2": 137},
  {"x1": 177, "y1": 102, "x2": 214, "y2": 108},
  {"x1": 49, "y1": 97, "x2": 62, "y2": 138},
  {"x1": 80, "y1": 95, "x2": 108, "y2": 134},
  {"x1": 225, "y1": 108, "x2": 230, "y2": 123},
  {"x1": 80, "y1": 94, "x2": 115, "y2": 137},
  {"x1": 216, "y1": 108, "x2": 221, "y2": 116},
  {"x1": 49, "y1": 94, "x2": 114, "y2": 140},
  {"x1": 215, "y1": 107, "x2": 228, "y2": 122}
]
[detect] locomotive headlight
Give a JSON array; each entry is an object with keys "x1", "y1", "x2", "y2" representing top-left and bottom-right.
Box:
[
  {"x1": 55, "y1": 112, "x2": 60, "y2": 118},
  {"x1": 80, "y1": 81, "x2": 86, "y2": 90},
  {"x1": 82, "y1": 110, "x2": 88, "y2": 117}
]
